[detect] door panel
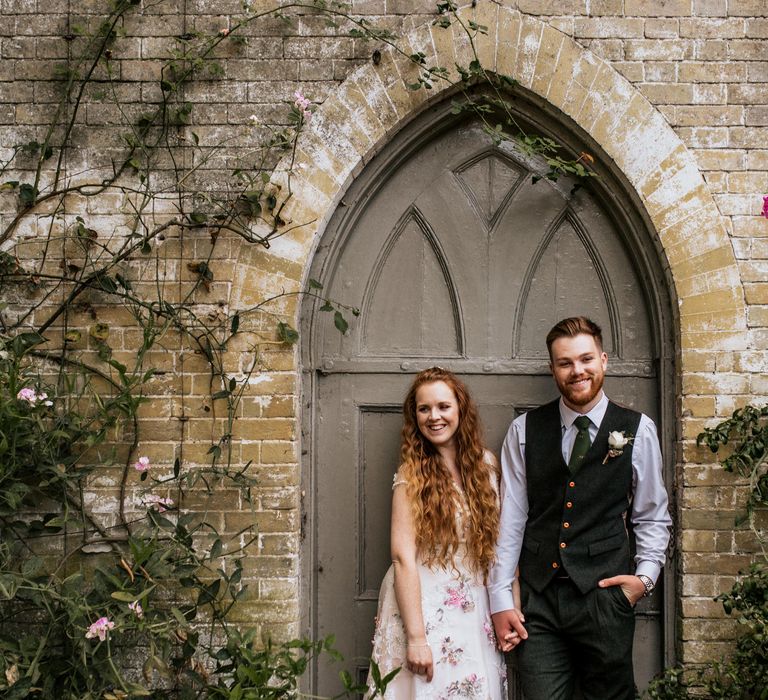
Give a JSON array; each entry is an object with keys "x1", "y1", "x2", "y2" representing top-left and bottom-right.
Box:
[{"x1": 311, "y1": 116, "x2": 666, "y2": 697}]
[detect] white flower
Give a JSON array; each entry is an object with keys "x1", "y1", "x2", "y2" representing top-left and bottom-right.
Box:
[
  {"x1": 603, "y1": 431, "x2": 634, "y2": 464},
  {"x1": 608, "y1": 431, "x2": 630, "y2": 449}
]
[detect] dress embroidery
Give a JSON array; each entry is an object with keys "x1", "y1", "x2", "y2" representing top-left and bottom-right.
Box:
[{"x1": 367, "y1": 457, "x2": 506, "y2": 699}]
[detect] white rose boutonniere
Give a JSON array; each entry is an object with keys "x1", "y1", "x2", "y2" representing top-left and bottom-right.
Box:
[{"x1": 603, "y1": 431, "x2": 634, "y2": 464}]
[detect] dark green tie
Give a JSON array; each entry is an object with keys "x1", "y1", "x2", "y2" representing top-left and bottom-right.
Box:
[{"x1": 568, "y1": 415, "x2": 592, "y2": 473}]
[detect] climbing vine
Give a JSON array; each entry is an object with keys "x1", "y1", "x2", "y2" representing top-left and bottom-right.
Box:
[{"x1": 647, "y1": 407, "x2": 768, "y2": 698}]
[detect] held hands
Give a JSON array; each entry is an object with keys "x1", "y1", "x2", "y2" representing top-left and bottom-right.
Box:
[
  {"x1": 598, "y1": 574, "x2": 646, "y2": 606},
  {"x1": 405, "y1": 640, "x2": 434, "y2": 682},
  {"x1": 491, "y1": 608, "x2": 527, "y2": 653}
]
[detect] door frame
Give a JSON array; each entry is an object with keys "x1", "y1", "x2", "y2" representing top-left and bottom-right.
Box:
[{"x1": 299, "y1": 88, "x2": 679, "y2": 691}]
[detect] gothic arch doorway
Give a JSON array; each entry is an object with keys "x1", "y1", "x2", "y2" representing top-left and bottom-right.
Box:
[{"x1": 301, "y1": 93, "x2": 675, "y2": 697}]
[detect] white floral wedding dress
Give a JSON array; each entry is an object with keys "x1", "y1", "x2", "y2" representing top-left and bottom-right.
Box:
[{"x1": 366, "y1": 476, "x2": 507, "y2": 699}]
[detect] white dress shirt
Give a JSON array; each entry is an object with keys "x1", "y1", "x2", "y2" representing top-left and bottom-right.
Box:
[{"x1": 488, "y1": 392, "x2": 672, "y2": 613}]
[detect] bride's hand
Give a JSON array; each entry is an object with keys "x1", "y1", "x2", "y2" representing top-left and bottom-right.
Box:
[{"x1": 405, "y1": 640, "x2": 433, "y2": 682}]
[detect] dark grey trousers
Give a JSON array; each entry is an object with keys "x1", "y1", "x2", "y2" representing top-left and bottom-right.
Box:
[{"x1": 514, "y1": 577, "x2": 636, "y2": 700}]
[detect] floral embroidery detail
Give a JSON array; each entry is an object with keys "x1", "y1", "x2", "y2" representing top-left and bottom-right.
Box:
[
  {"x1": 443, "y1": 576, "x2": 475, "y2": 612},
  {"x1": 603, "y1": 430, "x2": 634, "y2": 464},
  {"x1": 483, "y1": 617, "x2": 496, "y2": 646},
  {"x1": 439, "y1": 637, "x2": 464, "y2": 666},
  {"x1": 438, "y1": 673, "x2": 485, "y2": 699}
]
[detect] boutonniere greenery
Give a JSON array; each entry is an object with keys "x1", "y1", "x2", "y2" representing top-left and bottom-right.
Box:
[{"x1": 603, "y1": 430, "x2": 634, "y2": 464}]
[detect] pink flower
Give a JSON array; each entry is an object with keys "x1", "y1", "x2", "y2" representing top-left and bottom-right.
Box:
[
  {"x1": 128, "y1": 601, "x2": 143, "y2": 619},
  {"x1": 85, "y1": 616, "x2": 115, "y2": 641},
  {"x1": 16, "y1": 388, "x2": 52, "y2": 406},
  {"x1": 293, "y1": 90, "x2": 313, "y2": 122},
  {"x1": 134, "y1": 456, "x2": 150, "y2": 472},
  {"x1": 219, "y1": 28, "x2": 230, "y2": 36},
  {"x1": 762, "y1": 195, "x2": 768, "y2": 219},
  {"x1": 17, "y1": 387, "x2": 37, "y2": 403},
  {"x1": 144, "y1": 494, "x2": 174, "y2": 512}
]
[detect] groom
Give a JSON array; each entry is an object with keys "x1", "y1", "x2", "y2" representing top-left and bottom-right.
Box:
[{"x1": 489, "y1": 317, "x2": 672, "y2": 700}]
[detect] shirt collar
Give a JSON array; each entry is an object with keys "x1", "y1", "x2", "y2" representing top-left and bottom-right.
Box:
[{"x1": 559, "y1": 392, "x2": 608, "y2": 430}]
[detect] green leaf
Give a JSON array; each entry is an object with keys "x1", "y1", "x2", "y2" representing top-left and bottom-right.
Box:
[
  {"x1": 12, "y1": 331, "x2": 46, "y2": 352},
  {"x1": 171, "y1": 607, "x2": 189, "y2": 627},
  {"x1": 111, "y1": 590, "x2": 139, "y2": 602},
  {"x1": 308, "y1": 278, "x2": 323, "y2": 290},
  {"x1": 277, "y1": 321, "x2": 299, "y2": 344},
  {"x1": 0, "y1": 574, "x2": 20, "y2": 600},
  {"x1": 21, "y1": 556, "x2": 43, "y2": 577},
  {"x1": 333, "y1": 311, "x2": 348, "y2": 334},
  {"x1": 89, "y1": 323, "x2": 110, "y2": 341},
  {"x1": 230, "y1": 312, "x2": 240, "y2": 334},
  {"x1": 18, "y1": 183, "x2": 37, "y2": 206},
  {"x1": 97, "y1": 274, "x2": 118, "y2": 293}
]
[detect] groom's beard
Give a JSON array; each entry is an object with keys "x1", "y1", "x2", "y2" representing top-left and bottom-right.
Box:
[{"x1": 557, "y1": 370, "x2": 605, "y2": 408}]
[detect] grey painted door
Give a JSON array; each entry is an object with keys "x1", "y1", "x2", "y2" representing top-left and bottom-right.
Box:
[{"x1": 309, "y1": 117, "x2": 665, "y2": 696}]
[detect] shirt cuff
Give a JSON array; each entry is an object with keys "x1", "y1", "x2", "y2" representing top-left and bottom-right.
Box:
[
  {"x1": 634, "y1": 561, "x2": 661, "y2": 585},
  {"x1": 489, "y1": 588, "x2": 516, "y2": 614}
]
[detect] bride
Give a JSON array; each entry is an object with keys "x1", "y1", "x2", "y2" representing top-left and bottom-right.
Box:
[{"x1": 367, "y1": 367, "x2": 515, "y2": 699}]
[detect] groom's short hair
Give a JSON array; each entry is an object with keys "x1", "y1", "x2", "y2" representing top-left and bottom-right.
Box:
[{"x1": 546, "y1": 316, "x2": 603, "y2": 357}]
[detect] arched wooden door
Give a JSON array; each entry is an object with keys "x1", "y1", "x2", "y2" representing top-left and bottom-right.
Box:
[{"x1": 303, "y1": 102, "x2": 673, "y2": 697}]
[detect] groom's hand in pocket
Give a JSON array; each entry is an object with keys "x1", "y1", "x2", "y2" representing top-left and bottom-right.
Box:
[
  {"x1": 598, "y1": 574, "x2": 646, "y2": 606},
  {"x1": 492, "y1": 609, "x2": 527, "y2": 652}
]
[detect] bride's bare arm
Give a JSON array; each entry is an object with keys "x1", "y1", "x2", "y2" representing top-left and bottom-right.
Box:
[{"x1": 391, "y1": 478, "x2": 434, "y2": 682}]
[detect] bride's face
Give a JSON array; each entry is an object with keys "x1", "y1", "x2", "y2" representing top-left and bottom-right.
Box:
[{"x1": 414, "y1": 380, "x2": 460, "y2": 449}]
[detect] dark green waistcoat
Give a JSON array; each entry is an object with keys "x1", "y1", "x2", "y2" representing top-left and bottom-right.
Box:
[{"x1": 520, "y1": 399, "x2": 641, "y2": 594}]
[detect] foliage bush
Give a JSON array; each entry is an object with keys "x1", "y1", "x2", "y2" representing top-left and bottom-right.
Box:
[{"x1": 646, "y1": 406, "x2": 768, "y2": 699}]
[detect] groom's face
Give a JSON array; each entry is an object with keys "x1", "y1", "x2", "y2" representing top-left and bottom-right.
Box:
[{"x1": 549, "y1": 333, "x2": 608, "y2": 413}]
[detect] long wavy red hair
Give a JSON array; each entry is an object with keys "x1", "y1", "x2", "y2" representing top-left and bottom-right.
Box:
[{"x1": 399, "y1": 368, "x2": 500, "y2": 581}]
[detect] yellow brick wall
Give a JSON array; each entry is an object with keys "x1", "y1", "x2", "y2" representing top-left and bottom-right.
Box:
[{"x1": 2, "y1": 0, "x2": 766, "y2": 669}]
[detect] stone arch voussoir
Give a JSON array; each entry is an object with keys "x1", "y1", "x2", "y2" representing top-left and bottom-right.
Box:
[{"x1": 232, "y1": 0, "x2": 747, "y2": 357}]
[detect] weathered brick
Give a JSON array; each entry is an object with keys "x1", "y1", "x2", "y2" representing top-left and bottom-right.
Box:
[
  {"x1": 746, "y1": 105, "x2": 768, "y2": 125},
  {"x1": 573, "y1": 18, "x2": 645, "y2": 38},
  {"x1": 692, "y1": 82, "x2": 726, "y2": 104},
  {"x1": 676, "y1": 105, "x2": 743, "y2": 126},
  {"x1": 678, "y1": 61, "x2": 746, "y2": 81},
  {"x1": 644, "y1": 18, "x2": 681, "y2": 38},
  {"x1": 680, "y1": 17, "x2": 745, "y2": 36},
  {"x1": 681, "y1": 618, "x2": 741, "y2": 640},
  {"x1": 729, "y1": 0, "x2": 768, "y2": 16},
  {"x1": 692, "y1": 0, "x2": 727, "y2": 17},
  {"x1": 624, "y1": 38, "x2": 693, "y2": 60},
  {"x1": 626, "y1": 0, "x2": 695, "y2": 16}
]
